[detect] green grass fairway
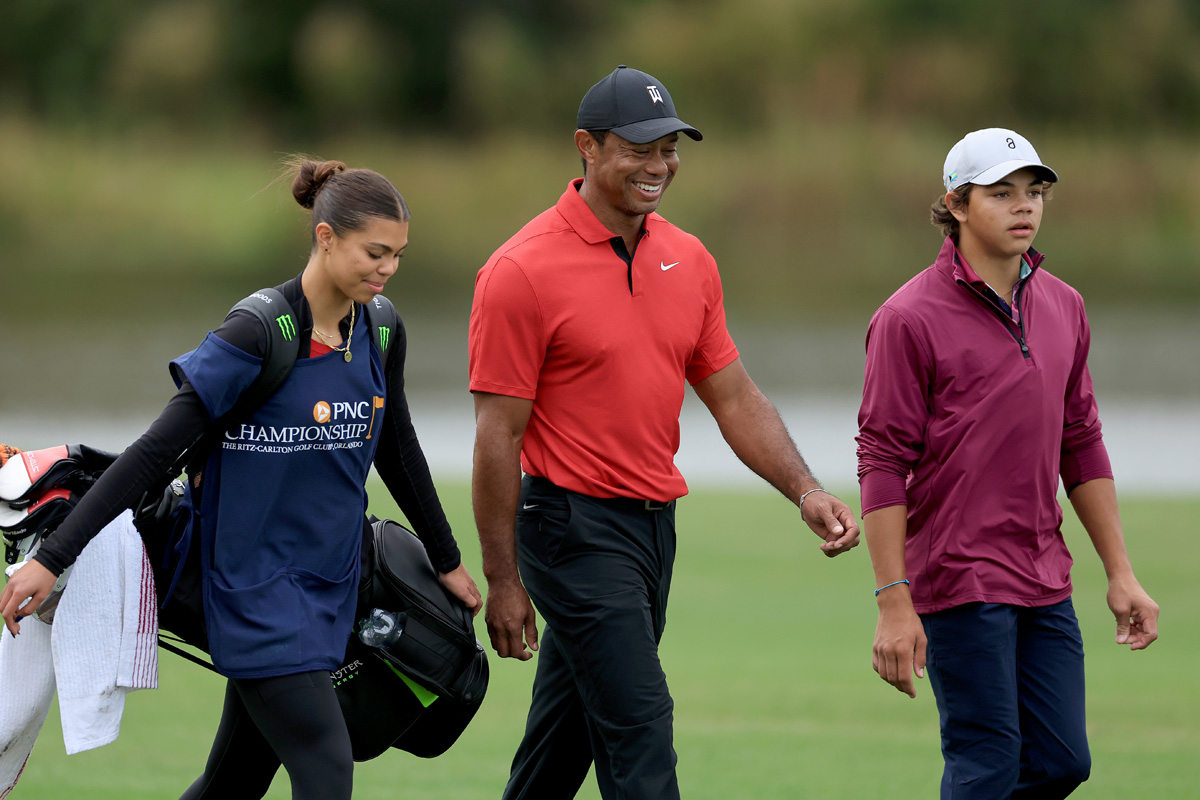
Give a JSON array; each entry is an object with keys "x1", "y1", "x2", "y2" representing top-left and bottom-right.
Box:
[{"x1": 8, "y1": 484, "x2": 1196, "y2": 798}]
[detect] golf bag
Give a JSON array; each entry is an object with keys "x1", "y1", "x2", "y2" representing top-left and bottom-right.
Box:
[
  {"x1": 0, "y1": 444, "x2": 119, "y2": 566},
  {"x1": 0, "y1": 290, "x2": 488, "y2": 759},
  {"x1": 0, "y1": 444, "x2": 121, "y2": 622},
  {"x1": 335, "y1": 517, "x2": 489, "y2": 760}
]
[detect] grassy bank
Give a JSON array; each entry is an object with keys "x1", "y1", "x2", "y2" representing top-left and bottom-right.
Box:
[
  {"x1": 4, "y1": 118, "x2": 1199, "y2": 325},
  {"x1": 12, "y1": 483, "x2": 1194, "y2": 799}
]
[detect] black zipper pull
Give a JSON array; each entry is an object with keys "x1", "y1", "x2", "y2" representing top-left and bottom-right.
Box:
[{"x1": 1019, "y1": 338, "x2": 1030, "y2": 356}]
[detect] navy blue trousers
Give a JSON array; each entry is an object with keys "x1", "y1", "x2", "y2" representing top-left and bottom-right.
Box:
[
  {"x1": 922, "y1": 599, "x2": 1091, "y2": 800},
  {"x1": 503, "y1": 476, "x2": 679, "y2": 800}
]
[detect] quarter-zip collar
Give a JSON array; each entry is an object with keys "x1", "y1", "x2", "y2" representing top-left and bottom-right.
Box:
[
  {"x1": 933, "y1": 235, "x2": 1044, "y2": 284},
  {"x1": 937, "y1": 236, "x2": 1043, "y2": 360}
]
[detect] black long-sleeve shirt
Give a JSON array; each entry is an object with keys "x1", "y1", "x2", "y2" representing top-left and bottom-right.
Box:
[{"x1": 35, "y1": 274, "x2": 461, "y2": 575}]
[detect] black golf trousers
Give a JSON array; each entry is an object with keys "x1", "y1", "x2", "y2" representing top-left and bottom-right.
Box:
[
  {"x1": 179, "y1": 670, "x2": 353, "y2": 800},
  {"x1": 504, "y1": 476, "x2": 679, "y2": 800}
]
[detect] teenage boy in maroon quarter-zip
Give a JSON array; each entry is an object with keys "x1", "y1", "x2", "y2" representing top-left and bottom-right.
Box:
[{"x1": 857, "y1": 127, "x2": 1160, "y2": 800}]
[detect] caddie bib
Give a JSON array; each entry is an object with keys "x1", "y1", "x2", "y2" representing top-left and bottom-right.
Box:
[{"x1": 172, "y1": 309, "x2": 386, "y2": 678}]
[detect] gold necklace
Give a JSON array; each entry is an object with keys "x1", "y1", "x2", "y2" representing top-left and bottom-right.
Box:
[{"x1": 312, "y1": 303, "x2": 355, "y2": 363}]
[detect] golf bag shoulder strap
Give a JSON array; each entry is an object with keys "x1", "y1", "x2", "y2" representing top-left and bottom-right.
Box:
[
  {"x1": 232, "y1": 289, "x2": 396, "y2": 393},
  {"x1": 167, "y1": 287, "x2": 391, "y2": 481},
  {"x1": 362, "y1": 293, "x2": 400, "y2": 374},
  {"x1": 159, "y1": 288, "x2": 301, "y2": 484},
  {"x1": 229, "y1": 289, "x2": 397, "y2": 406},
  {"x1": 224, "y1": 288, "x2": 302, "y2": 418}
]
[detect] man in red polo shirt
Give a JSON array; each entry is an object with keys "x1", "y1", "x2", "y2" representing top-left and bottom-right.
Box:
[{"x1": 469, "y1": 65, "x2": 860, "y2": 800}]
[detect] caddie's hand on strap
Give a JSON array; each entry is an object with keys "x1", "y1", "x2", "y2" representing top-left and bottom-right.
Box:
[
  {"x1": 800, "y1": 488, "x2": 861, "y2": 558},
  {"x1": 1, "y1": 559, "x2": 57, "y2": 635},
  {"x1": 439, "y1": 563, "x2": 483, "y2": 617}
]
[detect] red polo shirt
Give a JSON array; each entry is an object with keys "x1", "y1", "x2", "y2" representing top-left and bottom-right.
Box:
[{"x1": 469, "y1": 179, "x2": 739, "y2": 501}]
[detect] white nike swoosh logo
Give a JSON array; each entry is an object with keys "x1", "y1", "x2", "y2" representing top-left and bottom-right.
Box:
[
  {"x1": 522, "y1": 502, "x2": 539, "y2": 510},
  {"x1": 660, "y1": 261, "x2": 680, "y2": 271}
]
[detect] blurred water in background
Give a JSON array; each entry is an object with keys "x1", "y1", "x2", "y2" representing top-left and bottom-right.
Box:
[{"x1": 3, "y1": 308, "x2": 1196, "y2": 495}]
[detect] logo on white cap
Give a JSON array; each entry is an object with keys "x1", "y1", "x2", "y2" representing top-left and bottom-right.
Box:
[{"x1": 943, "y1": 128, "x2": 1058, "y2": 192}]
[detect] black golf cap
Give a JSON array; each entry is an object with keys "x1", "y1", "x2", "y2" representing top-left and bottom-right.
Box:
[{"x1": 576, "y1": 65, "x2": 702, "y2": 144}]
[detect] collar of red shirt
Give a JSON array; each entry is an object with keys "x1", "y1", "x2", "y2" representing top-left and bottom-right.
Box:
[{"x1": 555, "y1": 177, "x2": 665, "y2": 245}]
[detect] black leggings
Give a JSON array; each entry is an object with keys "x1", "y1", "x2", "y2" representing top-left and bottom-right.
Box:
[{"x1": 179, "y1": 670, "x2": 353, "y2": 800}]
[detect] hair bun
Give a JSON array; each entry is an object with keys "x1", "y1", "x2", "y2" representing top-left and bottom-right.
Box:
[{"x1": 291, "y1": 159, "x2": 347, "y2": 209}]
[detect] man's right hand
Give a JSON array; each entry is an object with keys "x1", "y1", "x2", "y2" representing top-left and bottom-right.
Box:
[
  {"x1": 872, "y1": 594, "x2": 927, "y2": 698},
  {"x1": 484, "y1": 577, "x2": 539, "y2": 661}
]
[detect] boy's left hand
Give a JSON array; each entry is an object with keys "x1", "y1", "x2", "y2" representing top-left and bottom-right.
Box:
[{"x1": 1108, "y1": 575, "x2": 1159, "y2": 650}]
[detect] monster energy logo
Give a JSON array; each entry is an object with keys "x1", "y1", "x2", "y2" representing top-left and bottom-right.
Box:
[
  {"x1": 377, "y1": 326, "x2": 390, "y2": 351},
  {"x1": 276, "y1": 314, "x2": 296, "y2": 341}
]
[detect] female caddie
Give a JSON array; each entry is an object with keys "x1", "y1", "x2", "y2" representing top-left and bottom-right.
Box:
[
  {"x1": 856, "y1": 129, "x2": 1159, "y2": 799},
  {"x1": 1, "y1": 159, "x2": 480, "y2": 800}
]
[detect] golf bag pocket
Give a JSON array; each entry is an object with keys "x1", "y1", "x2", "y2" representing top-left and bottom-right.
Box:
[
  {"x1": 360, "y1": 518, "x2": 483, "y2": 699},
  {"x1": 137, "y1": 479, "x2": 208, "y2": 651},
  {"x1": 336, "y1": 517, "x2": 488, "y2": 760},
  {"x1": 370, "y1": 608, "x2": 471, "y2": 697}
]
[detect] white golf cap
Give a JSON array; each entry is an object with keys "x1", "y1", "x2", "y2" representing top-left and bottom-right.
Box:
[{"x1": 943, "y1": 128, "x2": 1058, "y2": 192}]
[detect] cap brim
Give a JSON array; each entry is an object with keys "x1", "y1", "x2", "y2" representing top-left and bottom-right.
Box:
[
  {"x1": 608, "y1": 118, "x2": 703, "y2": 144},
  {"x1": 969, "y1": 160, "x2": 1058, "y2": 188}
]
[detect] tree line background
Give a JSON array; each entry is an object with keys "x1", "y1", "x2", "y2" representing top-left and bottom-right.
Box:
[
  {"x1": 8, "y1": 1, "x2": 1199, "y2": 138},
  {"x1": 2, "y1": 0, "x2": 1198, "y2": 413}
]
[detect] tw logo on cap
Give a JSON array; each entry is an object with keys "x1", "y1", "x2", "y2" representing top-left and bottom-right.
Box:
[{"x1": 646, "y1": 85, "x2": 664, "y2": 105}]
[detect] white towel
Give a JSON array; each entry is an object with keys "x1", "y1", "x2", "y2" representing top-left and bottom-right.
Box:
[
  {"x1": 0, "y1": 618, "x2": 55, "y2": 799},
  {"x1": 0, "y1": 511, "x2": 158, "y2": 795}
]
